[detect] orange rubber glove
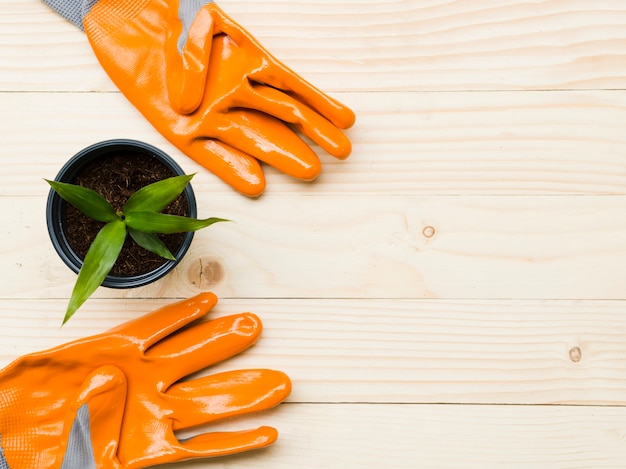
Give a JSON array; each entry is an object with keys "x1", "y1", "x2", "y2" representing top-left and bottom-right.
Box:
[
  {"x1": 44, "y1": 0, "x2": 356, "y2": 196},
  {"x1": 0, "y1": 292, "x2": 291, "y2": 468}
]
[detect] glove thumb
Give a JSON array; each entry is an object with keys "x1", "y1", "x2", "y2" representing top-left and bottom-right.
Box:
[
  {"x1": 60, "y1": 366, "x2": 127, "y2": 469},
  {"x1": 166, "y1": 0, "x2": 216, "y2": 114}
]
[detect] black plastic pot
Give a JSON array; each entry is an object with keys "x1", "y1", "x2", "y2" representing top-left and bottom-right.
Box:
[{"x1": 46, "y1": 139, "x2": 196, "y2": 288}]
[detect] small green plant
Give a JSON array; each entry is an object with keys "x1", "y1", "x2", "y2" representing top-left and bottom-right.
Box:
[{"x1": 46, "y1": 174, "x2": 227, "y2": 324}]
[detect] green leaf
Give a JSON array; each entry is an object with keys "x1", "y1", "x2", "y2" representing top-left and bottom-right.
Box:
[
  {"x1": 63, "y1": 220, "x2": 126, "y2": 325},
  {"x1": 128, "y1": 228, "x2": 176, "y2": 260},
  {"x1": 123, "y1": 174, "x2": 195, "y2": 214},
  {"x1": 46, "y1": 179, "x2": 118, "y2": 223},
  {"x1": 124, "y1": 211, "x2": 229, "y2": 234}
]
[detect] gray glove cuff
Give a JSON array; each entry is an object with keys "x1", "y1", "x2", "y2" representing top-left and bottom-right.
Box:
[
  {"x1": 0, "y1": 436, "x2": 9, "y2": 469},
  {"x1": 42, "y1": 0, "x2": 99, "y2": 30}
]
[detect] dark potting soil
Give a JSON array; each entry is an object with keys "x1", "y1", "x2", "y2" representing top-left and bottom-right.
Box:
[{"x1": 64, "y1": 151, "x2": 188, "y2": 277}]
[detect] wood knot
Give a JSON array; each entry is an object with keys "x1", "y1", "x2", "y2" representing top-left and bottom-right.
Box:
[
  {"x1": 422, "y1": 226, "x2": 436, "y2": 238},
  {"x1": 569, "y1": 346, "x2": 582, "y2": 363},
  {"x1": 188, "y1": 258, "x2": 224, "y2": 288}
]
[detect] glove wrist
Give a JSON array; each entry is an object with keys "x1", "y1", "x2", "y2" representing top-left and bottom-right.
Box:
[{"x1": 83, "y1": 0, "x2": 151, "y2": 43}]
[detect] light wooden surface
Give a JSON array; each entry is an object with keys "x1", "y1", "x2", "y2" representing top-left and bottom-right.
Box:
[{"x1": 2, "y1": 1, "x2": 626, "y2": 467}]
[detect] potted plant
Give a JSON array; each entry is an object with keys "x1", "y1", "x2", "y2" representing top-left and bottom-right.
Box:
[{"x1": 46, "y1": 139, "x2": 227, "y2": 324}]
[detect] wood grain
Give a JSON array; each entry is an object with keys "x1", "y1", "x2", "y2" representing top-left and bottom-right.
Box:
[
  {"x1": 1, "y1": 91, "x2": 626, "y2": 196},
  {"x1": 2, "y1": 298, "x2": 626, "y2": 406},
  {"x1": 1, "y1": 194, "x2": 625, "y2": 300},
  {"x1": 171, "y1": 404, "x2": 626, "y2": 469},
  {"x1": 2, "y1": 1, "x2": 626, "y2": 92}
]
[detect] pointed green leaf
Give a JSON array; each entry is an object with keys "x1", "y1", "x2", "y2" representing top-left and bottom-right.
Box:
[
  {"x1": 124, "y1": 211, "x2": 229, "y2": 234},
  {"x1": 63, "y1": 220, "x2": 126, "y2": 325},
  {"x1": 128, "y1": 228, "x2": 176, "y2": 260},
  {"x1": 123, "y1": 174, "x2": 195, "y2": 214},
  {"x1": 46, "y1": 179, "x2": 118, "y2": 223}
]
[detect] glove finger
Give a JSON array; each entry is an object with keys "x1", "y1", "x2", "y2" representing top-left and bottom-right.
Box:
[
  {"x1": 109, "y1": 292, "x2": 218, "y2": 350},
  {"x1": 258, "y1": 66, "x2": 355, "y2": 131},
  {"x1": 165, "y1": 2, "x2": 214, "y2": 114},
  {"x1": 166, "y1": 369, "x2": 291, "y2": 430},
  {"x1": 213, "y1": 4, "x2": 356, "y2": 130},
  {"x1": 245, "y1": 83, "x2": 352, "y2": 159},
  {"x1": 148, "y1": 427, "x2": 279, "y2": 466},
  {"x1": 181, "y1": 426, "x2": 279, "y2": 457},
  {"x1": 187, "y1": 139, "x2": 266, "y2": 197},
  {"x1": 209, "y1": 110, "x2": 322, "y2": 181},
  {"x1": 146, "y1": 313, "x2": 262, "y2": 383}
]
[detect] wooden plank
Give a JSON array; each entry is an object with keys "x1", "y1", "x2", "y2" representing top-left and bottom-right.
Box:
[
  {"x1": 2, "y1": 91, "x2": 626, "y2": 197},
  {"x1": 2, "y1": 194, "x2": 625, "y2": 300},
  {"x1": 171, "y1": 404, "x2": 626, "y2": 469},
  {"x1": 3, "y1": 298, "x2": 626, "y2": 405},
  {"x1": 3, "y1": 1, "x2": 626, "y2": 92}
]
